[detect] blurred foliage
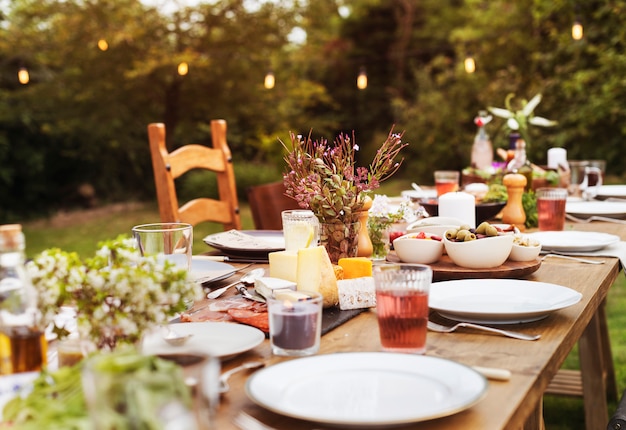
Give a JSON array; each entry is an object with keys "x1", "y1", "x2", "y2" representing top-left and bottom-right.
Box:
[{"x1": 2, "y1": 0, "x2": 626, "y2": 223}]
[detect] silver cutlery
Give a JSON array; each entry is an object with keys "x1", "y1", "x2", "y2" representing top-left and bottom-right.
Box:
[
  {"x1": 565, "y1": 214, "x2": 626, "y2": 225},
  {"x1": 207, "y1": 268, "x2": 265, "y2": 299},
  {"x1": 236, "y1": 284, "x2": 266, "y2": 303},
  {"x1": 541, "y1": 253, "x2": 605, "y2": 265},
  {"x1": 162, "y1": 326, "x2": 193, "y2": 346},
  {"x1": 195, "y1": 263, "x2": 254, "y2": 284},
  {"x1": 427, "y1": 320, "x2": 540, "y2": 341},
  {"x1": 471, "y1": 366, "x2": 512, "y2": 381},
  {"x1": 219, "y1": 361, "x2": 265, "y2": 394}
]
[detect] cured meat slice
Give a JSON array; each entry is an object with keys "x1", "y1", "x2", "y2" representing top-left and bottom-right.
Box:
[
  {"x1": 180, "y1": 309, "x2": 234, "y2": 323},
  {"x1": 207, "y1": 296, "x2": 259, "y2": 312},
  {"x1": 227, "y1": 308, "x2": 269, "y2": 333}
]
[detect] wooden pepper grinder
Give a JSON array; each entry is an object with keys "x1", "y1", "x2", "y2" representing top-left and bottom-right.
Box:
[
  {"x1": 356, "y1": 195, "x2": 373, "y2": 257},
  {"x1": 502, "y1": 173, "x2": 527, "y2": 231}
]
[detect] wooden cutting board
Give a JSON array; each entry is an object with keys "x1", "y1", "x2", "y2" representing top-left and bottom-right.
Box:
[{"x1": 387, "y1": 253, "x2": 541, "y2": 281}]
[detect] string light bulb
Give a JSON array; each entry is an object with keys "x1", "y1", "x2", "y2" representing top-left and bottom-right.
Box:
[
  {"x1": 264, "y1": 70, "x2": 275, "y2": 89},
  {"x1": 464, "y1": 55, "x2": 476, "y2": 74},
  {"x1": 97, "y1": 39, "x2": 109, "y2": 51},
  {"x1": 357, "y1": 67, "x2": 367, "y2": 90},
  {"x1": 572, "y1": 19, "x2": 583, "y2": 40},
  {"x1": 178, "y1": 62, "x2": 189, "y2": 76},
  {"x1": 18, "y1": 67, "x2": 29, "y2": 85}
]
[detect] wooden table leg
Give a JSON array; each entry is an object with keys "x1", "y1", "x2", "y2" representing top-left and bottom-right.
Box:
[
  {"x1": 523, "y1": 397, "x2": 545, "y2": 430},
  {"x1": 598, "y1": 299, "x2": 618, "y2": 403},
  {"x1": 579, "y1": 309, "x2": 610, "y2": 430}
]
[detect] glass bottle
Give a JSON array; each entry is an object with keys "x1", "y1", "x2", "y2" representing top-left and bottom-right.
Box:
[
  {"x1": 506, "y1": 132, "x2": 520, "y2": 165},
  {"x1": 506, "y1": 138, "x2": 533, "y2": 191},
  {"x1": 0, "y1": 224, "x2": 47, "y2": 374},
  {"x1": 470, "y1": 110, "x2": 493, "y2": 170}
]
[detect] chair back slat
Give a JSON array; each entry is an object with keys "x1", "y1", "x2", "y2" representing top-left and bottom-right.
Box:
[{"x1": 147, "y1": 120, "x2": 241, "y2": 231}]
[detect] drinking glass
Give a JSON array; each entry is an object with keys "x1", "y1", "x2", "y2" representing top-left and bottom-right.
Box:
[
  {"x1": 281, "y1": 210, "x2": 320, "y2": 252},
  {"x1": 82, "y1": 352, "x2": 218, "y2": 429},
  {"x1": 373, "y1": 264, "x2": 432, "y2": 354},
  {"x1": 587, "y1": 160, "x2": 606, "y2": 187},
  {"x1": 267, "y1": 291, "x2": 323, "y2": 356},
  {"x1": 434, "y1": 171, "x2": 460, "y2": 196},
  {"x1": 132, "y1": 222, "x2": 193, "y2": 270},
  {"x1": 568, "y1": 161, "x2": 603, "y2": 199},
  {"x1": 536, "y1": 188, "x2": 568, "y2": 231}
]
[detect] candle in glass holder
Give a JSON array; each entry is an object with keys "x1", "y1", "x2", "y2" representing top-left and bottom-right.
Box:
[{"x1": 268, "y1": 291, "x2": 322, "y2": 356}]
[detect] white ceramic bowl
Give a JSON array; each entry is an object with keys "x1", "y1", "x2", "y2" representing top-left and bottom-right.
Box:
[
  {"x1": 443, "y1": 234, "x2": 514, "y2": 269},
  {"x1": 406, "y1": 224, "x2": 457, "y2": 237},
  {"x1": 393, "y1": 233, "x2": 444, "y2": 264},
  {"x1": 508, "y1": 235, "x2": 542, "y2": 262}
]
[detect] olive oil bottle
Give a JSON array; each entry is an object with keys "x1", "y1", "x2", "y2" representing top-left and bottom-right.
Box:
[{"x1": 0, "y1": 224, "x2": 47, "y2": 374}]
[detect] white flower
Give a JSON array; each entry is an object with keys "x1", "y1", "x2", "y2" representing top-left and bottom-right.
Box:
[
  {"x1": 27, "y1": 236, "x2": 203, "y2": 350},
  {"x1": 488, "y1": 93, "x2": 557, "y2": 146}
]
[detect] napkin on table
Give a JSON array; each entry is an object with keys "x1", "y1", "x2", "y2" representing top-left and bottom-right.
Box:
[{"x1": 554, "y1": 241, "x2": 626, "y2": 274}]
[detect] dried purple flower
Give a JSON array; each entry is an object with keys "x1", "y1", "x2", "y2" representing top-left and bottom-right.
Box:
[{"x1": 281, "y1": 127, "x2": 407, "y2": 223}]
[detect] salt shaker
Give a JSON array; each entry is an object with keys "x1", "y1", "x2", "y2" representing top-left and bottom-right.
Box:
[{"x1": 501, "y1": 173, "x2": 527, "y2": 231}]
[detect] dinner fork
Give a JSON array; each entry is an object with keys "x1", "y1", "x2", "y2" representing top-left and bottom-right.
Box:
[
  {"x1": 565, "y1": 214, "x2": 626, "y2": 225},
  {"x1": 427, "y1": 320, "x2": 540, "y2": 341},
  {"x1": 541, "y1": 253, "x2": 605, "y2": 265}
]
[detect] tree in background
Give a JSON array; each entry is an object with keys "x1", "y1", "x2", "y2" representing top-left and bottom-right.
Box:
[{"x1": 1, "y1": 0, "x2": 626, "y2": 222}]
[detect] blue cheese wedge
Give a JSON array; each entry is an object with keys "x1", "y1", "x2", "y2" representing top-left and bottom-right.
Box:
[
  {"x1": 337, "y1": 277, "x2": 376, "y2": 310},
  {"x1": 255, "y1": 277, "x2": 297, "y2": 300}
]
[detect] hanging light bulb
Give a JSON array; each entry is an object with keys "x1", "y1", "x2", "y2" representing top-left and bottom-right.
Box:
[
  {"x1": 97, "y1": 39, "x2": 109, "y2": 51},
  {"x1": 264, "y1": 70, "x2": 275, "y2": 89},
  {"x1": 572, "y1": 19, "x2": 583, "y2": 40},
  {"x1": 178, "y1": 62, "x2": 189, "y2": 76},
  {"x1": 464, "y1": 55, "x2": 476, "y2": 74},
  {"x1": 357, "y1": 67, "x2": 367, "y2": 90},
  {"x1": 18, "y1": 67, "x2": 29, "y2": 85}
]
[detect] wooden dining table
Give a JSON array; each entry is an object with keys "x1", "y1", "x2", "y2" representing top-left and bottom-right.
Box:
[{"x1": 204, "y1": 221, "x2": 625, "y2": 430}]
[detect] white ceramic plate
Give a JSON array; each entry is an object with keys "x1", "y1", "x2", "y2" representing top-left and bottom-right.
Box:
[
  {"x1": 527, "y1": 231, "x2": 620, "y2": 252},
  {"x1": 597, "y1": 185, "x2": 626, "y2": 199},
  {"x1": 429, "y1": 279, "x2": 582, "y2": 324},
  {"x1": 246, "y1": 352, "x2": 486, "y2": 427},
  {"x1": 141, "y1": 322, "x2": 264, "y2": 360},
  {"x1": 203, "y1": 230, "x2": 285, "y2": 257},
  {"x1": 566, "y1": 200, "x2": 626, "y2": 219},
  {"x1": 190, "y1": 256, "x2": 235, "y2": 284},
  {"x1": 401, "y1": 189, "x2": 438, "y2": 201},
  {"x1": 407, "y1": 216, "x2": 466, "y2": 229}
]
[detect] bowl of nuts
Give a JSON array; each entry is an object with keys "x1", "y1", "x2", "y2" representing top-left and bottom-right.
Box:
[
  {"x1": 443, "y1": 222, "x2": 514, "y2": 269},
  {"x1": 509, "y1": 234, "x2": 542, "y2": 262}
]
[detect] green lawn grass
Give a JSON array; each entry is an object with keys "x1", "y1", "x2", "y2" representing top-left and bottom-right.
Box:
[{"x1": 20, "y1": 183, "x2": 626, "y2": 428}]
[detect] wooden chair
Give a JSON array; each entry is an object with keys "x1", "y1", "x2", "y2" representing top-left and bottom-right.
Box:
[
  {"x1": 147, "y1": 120, "x2": 241, "y2": 231},
  {"x1": 246, "y1": 181, "x2": 301, "y2": 230}
]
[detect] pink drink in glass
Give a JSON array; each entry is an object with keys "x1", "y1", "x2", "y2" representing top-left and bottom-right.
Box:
[
  {"x1": 376, "y1": 290, "x2": 428, "y2": 353},
  {"x1": 536, "y1": 188, "x2": 568, "y2": 231}
]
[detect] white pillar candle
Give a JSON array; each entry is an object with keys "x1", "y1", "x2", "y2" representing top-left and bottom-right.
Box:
[
  {"x1": 439, "y1": 191, "x2": 476, "y2": 228},
  {"x1": 547, "y1": 148, "x2": 568, "y2": 170}
]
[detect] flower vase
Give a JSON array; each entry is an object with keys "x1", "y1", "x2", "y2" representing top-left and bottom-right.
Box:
[
  {"x1": 320, "y1": 221, "x2": 360, "y2": 263},
  {"x1": 368, "y1": 216, "x2": 391, "y2": 261}
]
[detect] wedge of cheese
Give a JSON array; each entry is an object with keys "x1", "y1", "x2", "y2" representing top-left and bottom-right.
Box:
[
  {"x1": 268, "y1": 251, "x2": 298, "y2": 282},
  {"x1": 296, "y1": 245, "x2": 339, "y2": 308},
  {"x1": 254, "y1": 277, "x2": 297, "y2": 300},
  {"x1": 337, "y1": 277, "x2": 376, "y2": 310},
  {"x1": 337, "y1": 257, "x2": 373, "y2": 279}
]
